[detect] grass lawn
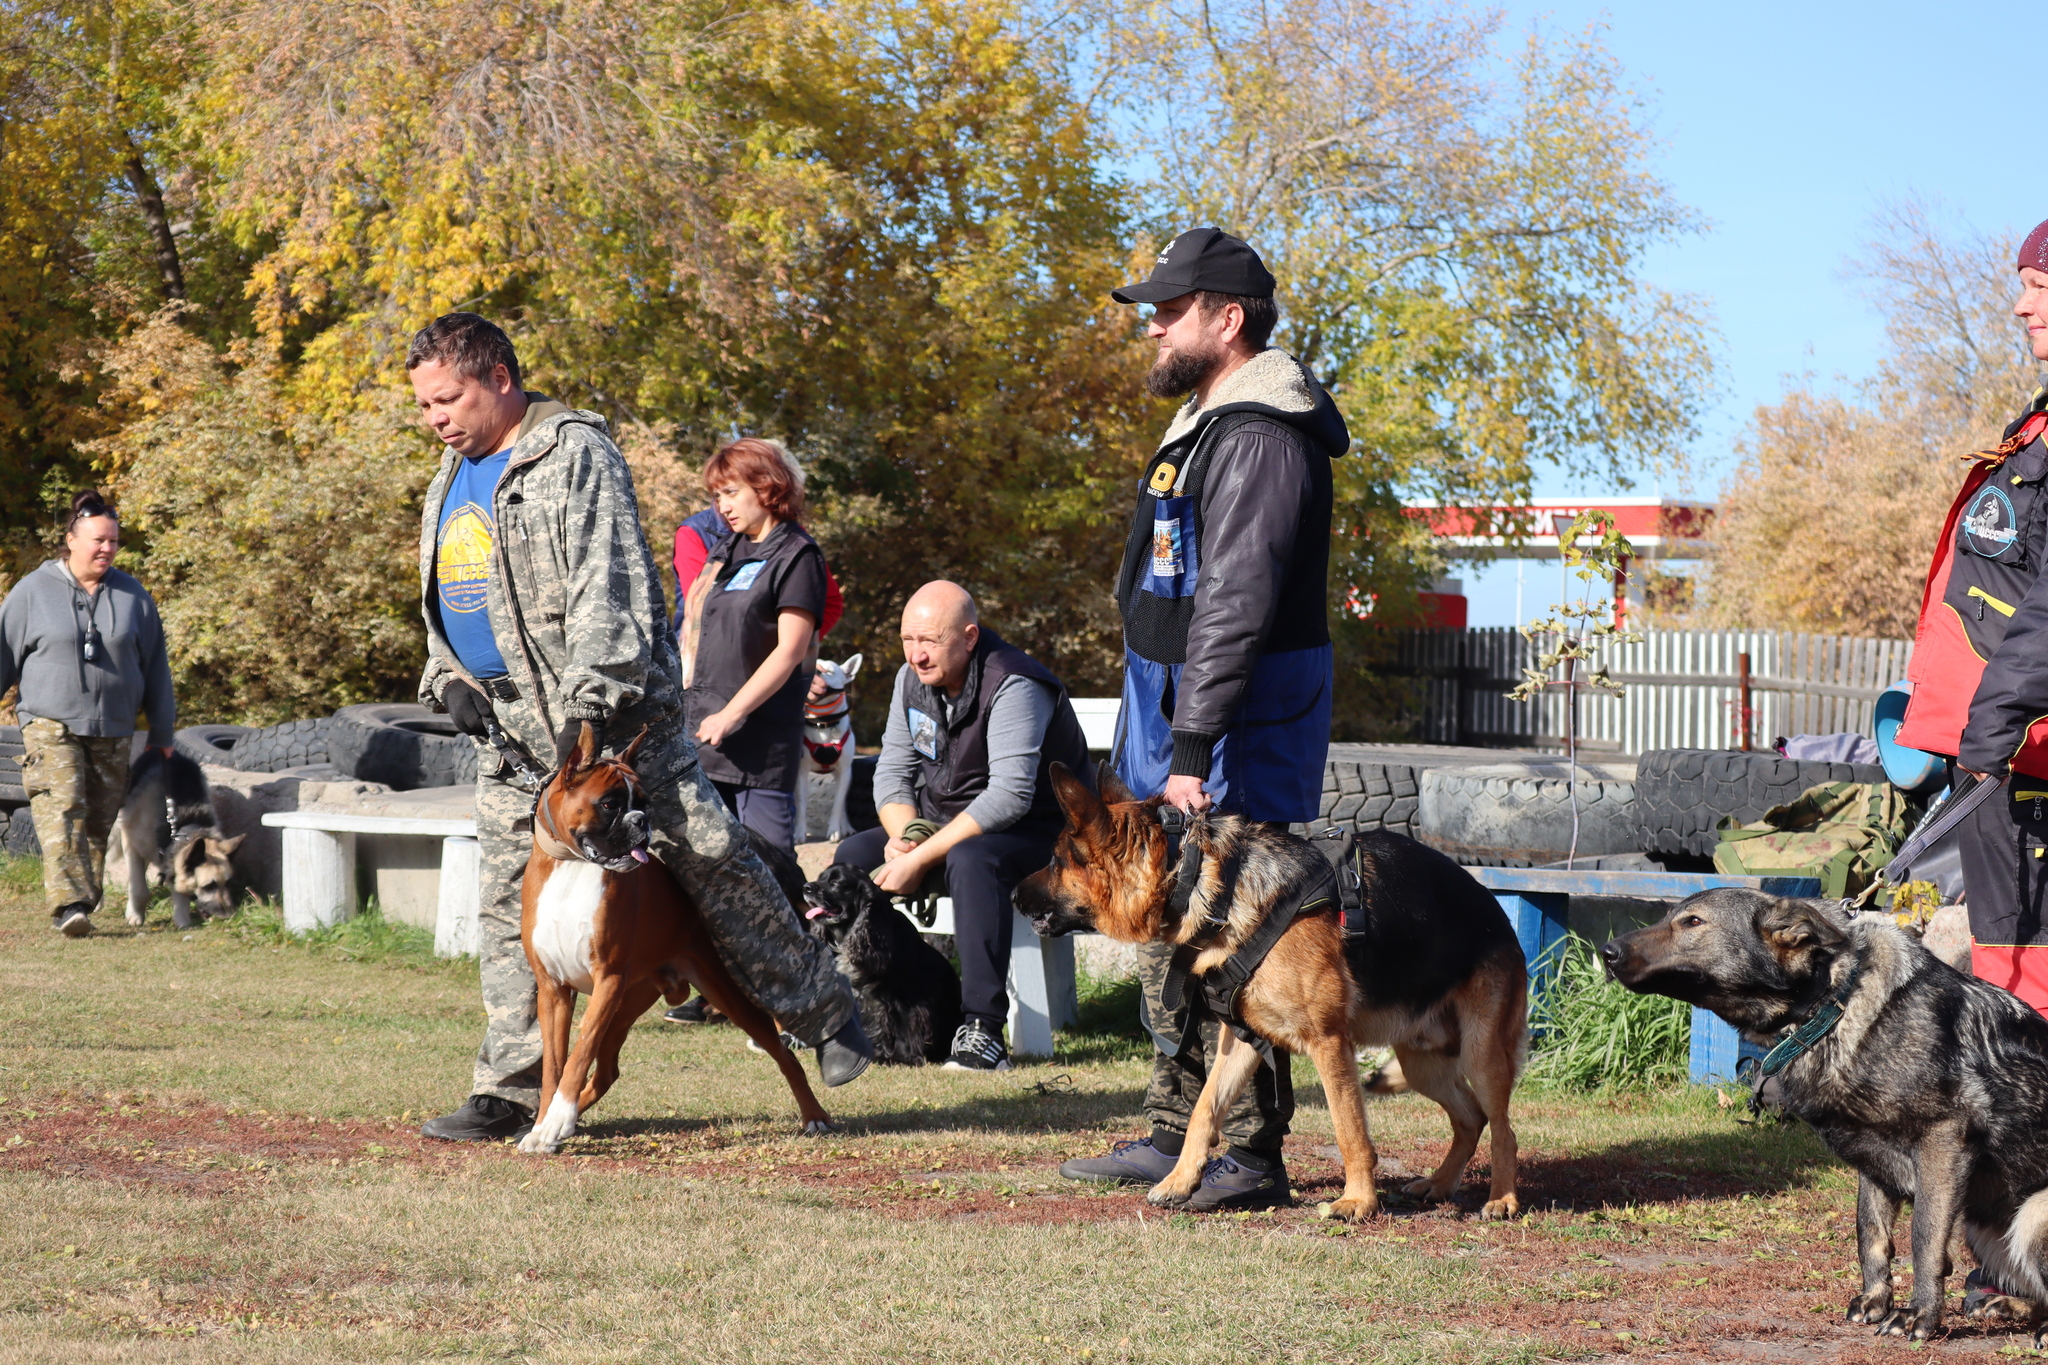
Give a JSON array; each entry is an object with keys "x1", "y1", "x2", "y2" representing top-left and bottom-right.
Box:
[{"x1": 0, "y1": 854, "x2": 2019, "y2": 1363}]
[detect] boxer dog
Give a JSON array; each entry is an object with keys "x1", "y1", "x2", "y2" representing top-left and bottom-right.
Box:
[
  {"x1": 518, "y1": 722, "x2": 832, "y2": 1154},
  {"x1": 796, "y1": 653, "x2": 862, "y2": 841}
]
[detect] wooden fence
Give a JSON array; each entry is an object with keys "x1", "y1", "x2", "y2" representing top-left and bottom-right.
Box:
[{"x1": 1390, "y1": 629, "x2": 1913, "y2": 755}]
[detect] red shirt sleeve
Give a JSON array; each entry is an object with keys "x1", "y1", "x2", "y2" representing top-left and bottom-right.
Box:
[
  {"x1": 674, "y1": 524, "x2": 710, "y2": 591},
  {"x1": 821, "y1": 562, "x2": 844, "y2": 637}
]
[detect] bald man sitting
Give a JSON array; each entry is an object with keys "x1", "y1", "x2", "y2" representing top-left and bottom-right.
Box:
[{"x1": 833, "y1": 582, "x2": 1093, "y2": 1071}]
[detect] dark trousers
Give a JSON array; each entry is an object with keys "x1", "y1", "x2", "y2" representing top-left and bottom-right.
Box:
[
  {"x1": 1136, "y1": 940, "x2": 1294, "y2": 1155},
  {"x1": 835, "y1": 822, "x2": 1056, "y2": 1028},
  {"x1": 712, "y1": 780, "x2": 797, "y2": 856},
  {"x1": 1960, "y1": 778, "x2": 2048, "y2": 1015}
]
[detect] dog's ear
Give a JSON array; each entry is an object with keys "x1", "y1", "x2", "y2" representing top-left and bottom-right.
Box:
[
  {"x1": 1095, "y1": 761, "x2": 1137, "y2": 806},
  {"x1": 214, "y1": 833, "x2": 245, "y2": 857},
  {"x1": 1755, "y1": 896, "x2": 1847, "y2": 960},
  {"x1": 1050, "y1": 762, "x2": 1109, "y2": 837},
  {"x1": 577, "y1": 721, "x2": 599, "y2": 767},
  {"x1": 843, "y1": 653, "x2": 862, "y2": 680},
  {"x1": 620, "y1": 725, "x2": 650, "y2": 768},
  {"x1": 177, "y1": 839, "x2": 209, "y2": 876}
]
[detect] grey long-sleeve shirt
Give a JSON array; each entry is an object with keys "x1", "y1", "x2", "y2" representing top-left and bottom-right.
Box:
[
  {"x1": 0, "y1": 559, "x2": 176, "y2": 745},
  {"x1": 873, "y1": 663, "x2": 1055, "y2": 834}
]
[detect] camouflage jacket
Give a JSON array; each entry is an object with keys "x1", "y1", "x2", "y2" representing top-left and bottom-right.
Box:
[{"x1": 416, "y1": 396, "x2": 685, "y2": 772}]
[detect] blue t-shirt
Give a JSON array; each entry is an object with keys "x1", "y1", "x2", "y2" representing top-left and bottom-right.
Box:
[{"x1": 433, "y1": 448, "x2": 513, "y2": 679}]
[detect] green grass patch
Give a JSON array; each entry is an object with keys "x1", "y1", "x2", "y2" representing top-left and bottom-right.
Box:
[
  {"x1": 0, "y1": 851, "x2": 42, "y2": 896},
  {"x1": 1524, "y1": 932, "x2": 1690, "y2": 1092},
  {"x1": 213, "y1": 896, "x2": 472, "y2": 975}
]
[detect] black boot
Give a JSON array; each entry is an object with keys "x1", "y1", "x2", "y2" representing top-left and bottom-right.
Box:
[
  {"x1": 815, "y1": 1013, "x2": 874, "y2": 1087},
  {"x1": 419, "y1": 1094, "x2": 534, "y2": 1142}
]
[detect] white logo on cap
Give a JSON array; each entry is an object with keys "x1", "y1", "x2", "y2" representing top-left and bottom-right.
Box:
[{"x1": 1156, "y1": 253, "x2": 1170, "y2": 263}]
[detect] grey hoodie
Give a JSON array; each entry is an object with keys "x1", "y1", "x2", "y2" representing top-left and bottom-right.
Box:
[{"x1": 0, "y1": 559, "x2": 176, "y2": 745}]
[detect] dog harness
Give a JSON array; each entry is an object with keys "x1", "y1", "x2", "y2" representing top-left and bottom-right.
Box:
[
  {"x1": 1154, "y1": 809, "x2": 1339, "y2": 1059},
  {"x1": 1736, "y1": 953, "x2": 1867, "y2": 1118}
]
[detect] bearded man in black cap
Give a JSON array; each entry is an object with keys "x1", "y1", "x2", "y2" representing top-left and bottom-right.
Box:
[{"x1": 1056, "y1": 228, "x2": 1350, "y2": 1211}]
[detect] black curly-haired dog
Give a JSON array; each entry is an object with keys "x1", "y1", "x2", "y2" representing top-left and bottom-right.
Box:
[{"x1": 802, "y1": 864, "x2": 962, "y2": 1065}]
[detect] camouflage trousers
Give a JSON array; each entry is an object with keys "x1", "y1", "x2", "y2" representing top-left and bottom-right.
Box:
[
  {"x1": 19, "y1": 717, "x2": 131, "y2": 917},
  {"x1": 1135, "y1": 940, "x2": 1295, "y2": 1154},
  {"x1": 468, "y1": 727, "x2": 855, "y2": 1108}
]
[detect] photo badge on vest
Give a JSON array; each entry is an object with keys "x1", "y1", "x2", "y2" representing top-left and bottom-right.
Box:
[
  {"x1": 724, "y1": 560, "x2": 767, "y2": 592},
  {"x1": 1963, "y1": 484, "x2": 2020, "y2": 561},
  {"x1": 1144, "y1": 496, "x2": 1199, "y2": 599},
  {"x1": 907, "y1": 705, "x2": 939, "y2": 760}
]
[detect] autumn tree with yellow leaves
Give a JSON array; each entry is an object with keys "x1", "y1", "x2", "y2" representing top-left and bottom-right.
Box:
[{"x1": 0, "y1": 0, "x2": 1705, "y2": 727}]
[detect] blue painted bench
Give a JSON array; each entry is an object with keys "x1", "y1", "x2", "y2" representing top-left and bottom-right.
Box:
[{"x1": 1461, "y1": 867, "x2": 1824, "y2": 1084}]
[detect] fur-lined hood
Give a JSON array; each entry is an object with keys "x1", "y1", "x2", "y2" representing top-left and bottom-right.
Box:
[{"x1": 1156, "y1": 347, "x2": 1351, "y2": 458}]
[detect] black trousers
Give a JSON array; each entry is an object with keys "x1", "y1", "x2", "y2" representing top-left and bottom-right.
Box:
[
  {"x1": 1959, "y1": 776, "x2": 2048, "y2": 1013},
  {"x1": 835, "y1": 822, "x2": 1057, "y2": 1028}
]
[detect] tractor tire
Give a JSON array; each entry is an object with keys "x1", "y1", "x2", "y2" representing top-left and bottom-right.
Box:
[
  {"x1": 173, "y1": 724, "x2": 248, "y2": 767},
  {"x1": 1630, "y1": 748, "x2": 1890, "y2": 860},
  {"x1": 4, "y1": 805, "x2": 35, "y2": 856},
  {"x1": 1416, "y1": 761, "x2": 1638, "y2": 867},
  {"x1": 328, "y1": 703, "x2": 477, "y2": 791},
  {"x1": 1312, "y1": 759, "x2": 1423, "y2": 841},
  {"x1": 230, "y1": 718, "x2": 335, "y2": 774},
  {"x1": 0, "y1": 724, "x2": 23, "y2": 806}
]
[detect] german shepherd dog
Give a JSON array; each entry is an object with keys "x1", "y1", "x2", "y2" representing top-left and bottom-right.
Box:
[
  {"x1": 1015, "y1": 765, "x2": 1528, "y2": 1221},
  {"x1": 1604, "y1": 889, "x2": 2048, "y2": 1345},
  {"x1": 119, "y1": 749, "x2": 244, "y2": 929},
  {"x1": 518, "y1": 723, "x2": 832, "y2": 1154},
  {"x1": 801, "y1": 863, "x2": 962, "y2": 1065}
]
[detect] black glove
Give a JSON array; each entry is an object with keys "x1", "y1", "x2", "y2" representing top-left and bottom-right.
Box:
[{"x1": 443, "y1": 679, "x2": 493, "y2": 738}]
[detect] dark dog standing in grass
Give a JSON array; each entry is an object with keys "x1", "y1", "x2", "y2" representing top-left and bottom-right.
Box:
[
  {"x1": 801, "y1": 864, "x2": 963, "y2": 1065},
  {"x1": 1604, "y1": 889, "x2": 2048, "y2": 1345},
  {"x1": 1017, "y1": 764, "x2": 1528, "y2": 1221},
  {"x1": 119, "y1": 749, "x2": 243, "y2": 929}
]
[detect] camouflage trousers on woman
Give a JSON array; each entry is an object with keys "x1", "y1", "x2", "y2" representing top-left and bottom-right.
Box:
[{"x1": 18, "y1": 717, "x2": 131, "y2": 922}]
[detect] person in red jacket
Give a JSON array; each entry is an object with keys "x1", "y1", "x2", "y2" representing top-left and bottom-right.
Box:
[{"x1": 1896, "y1": 216, "x2": 2048, "y2": 1017}]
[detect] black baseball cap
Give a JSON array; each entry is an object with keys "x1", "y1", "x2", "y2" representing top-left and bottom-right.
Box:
[{"x1": 1111, "y1": 227, "x2": 1276, "y2": 305}]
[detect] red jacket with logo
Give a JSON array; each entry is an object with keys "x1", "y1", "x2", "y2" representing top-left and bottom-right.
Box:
[{"x1": 1898, "y1": 393, "x2": 2048, "y2": 778}]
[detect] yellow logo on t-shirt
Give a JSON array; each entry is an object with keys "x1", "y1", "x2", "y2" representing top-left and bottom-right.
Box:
[{"x1": 437, "y1": 503, "x2": 495, "y2": 614}]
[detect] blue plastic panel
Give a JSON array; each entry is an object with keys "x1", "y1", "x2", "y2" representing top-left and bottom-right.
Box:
[{"x1": 1689, "y1": 1007, "x2": 1767, "y2": 1085}]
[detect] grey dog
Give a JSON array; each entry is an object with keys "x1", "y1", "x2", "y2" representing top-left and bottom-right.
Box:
[
  {"x1": 1604, "y1": 889, "x2": 2048, "y2": 1346},
  {"x1": 120, "y1": 749, "x2": 243, "y2": 929}
]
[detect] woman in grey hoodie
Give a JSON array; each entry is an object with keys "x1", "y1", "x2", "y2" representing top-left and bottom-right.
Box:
[{"x1": 0, "y1": 491, "x2": 175, "y2": 936}]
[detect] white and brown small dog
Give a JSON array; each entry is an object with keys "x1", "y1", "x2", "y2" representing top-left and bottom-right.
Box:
[
  {"x1": 518, "y1": 722, "x2": 831, "y2": 1155},
  {"x1": 796, "y1": 653, "x2": 862, "y2": 841},
  {"x1": 119, "y1": 750, "x2": 243, "y2": 929}
]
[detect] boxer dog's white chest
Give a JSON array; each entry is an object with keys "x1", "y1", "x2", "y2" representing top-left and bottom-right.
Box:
[{"x1": 533, "y1": 860, "x2": 603, "y2": 994}]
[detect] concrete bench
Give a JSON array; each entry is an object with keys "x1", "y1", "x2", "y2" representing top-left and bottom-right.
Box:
[
  {"x1": 912, "y1": 896, "x2": 1078, "y2": 1061},
  {"x1": 261, "y1": 811, "x2": 480, "y2": 956},
  {"x1": 1463, "y1": 867, "x2": 1824, "y2": 1085}
]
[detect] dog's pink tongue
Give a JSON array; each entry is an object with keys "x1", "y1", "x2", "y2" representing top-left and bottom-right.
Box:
[
  {"x1": 804, "y1": 905, "x2": 829, "y2": 920},
  {"x1": 630, "y1": 848, "x2": 649, "y2": 864}
]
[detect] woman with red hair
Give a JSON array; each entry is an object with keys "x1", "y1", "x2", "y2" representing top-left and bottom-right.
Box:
[{"x1": 676, "y1": 438, "x2": 827, "y2": 853}]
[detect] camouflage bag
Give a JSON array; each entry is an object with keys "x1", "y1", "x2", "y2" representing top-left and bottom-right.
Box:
[{"x1": 1712, "y1": 781, "x2": 1916, "y2": 899}]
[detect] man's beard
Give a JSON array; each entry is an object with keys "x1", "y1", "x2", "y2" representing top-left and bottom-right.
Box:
[{"x1": 1146, "y1": 340, "x2": 1223, "y2": 400}]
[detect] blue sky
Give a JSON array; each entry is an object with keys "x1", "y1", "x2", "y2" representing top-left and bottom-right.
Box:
[{"x1": 1457, "y1": 0, "x2": 2032, "y2": 623}]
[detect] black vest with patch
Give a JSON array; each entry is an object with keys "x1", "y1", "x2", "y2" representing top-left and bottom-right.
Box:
[
  {"x1": 1942, "y1": 396, "x2": 2048, "y2": 662},
  {"x1": 903, "y1": 630, "x2": 1091, "y2": 830},
  {"x1": 1115, "y1": 411, "x2": 1334, "y2": 665}
]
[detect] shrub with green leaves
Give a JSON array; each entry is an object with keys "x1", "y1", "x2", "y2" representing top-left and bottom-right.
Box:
[{"x1": 1524, "y1": 932, "x2": 1690, "y2": 1091}]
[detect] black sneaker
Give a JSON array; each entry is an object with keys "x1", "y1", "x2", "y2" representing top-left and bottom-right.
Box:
[
  {"x1": 1059, "y1": 1137, "x2": 1181, "y2": 1184},
  {"x1": 53, "y1": 905, "x2": 92, "y2": 938},
  {"x1": 419, "y1": 1094, "x2": 535, "y2": 1143},
  {"x1": 1184, "y1": 1154, "x2": 1290, "y2": 1212},
  {"x1": 663, "y1": 998, "x2": 712, "y2": 1024},
  {"x1": 941, "y1": 1020, "x2": 1012, "y2": 1072}
]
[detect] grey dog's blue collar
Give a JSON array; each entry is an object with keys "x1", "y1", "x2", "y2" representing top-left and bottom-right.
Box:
[{"x1": 1739, "y1": 955, "x2": 1865, "y2": 1116}]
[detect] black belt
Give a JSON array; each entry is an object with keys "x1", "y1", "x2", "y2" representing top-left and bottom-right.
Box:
[{"x1": 475, "y1": 675, "x2": 520, "y2": 702}]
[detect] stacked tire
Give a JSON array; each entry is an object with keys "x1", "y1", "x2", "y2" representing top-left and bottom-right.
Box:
[
  {"x1": 1416, "y1": 761, "x2": 1638, "y2": 867},
  {"x1": 230, "y1": 718, "x2": 334, "y2": 774},
  {"x1": 327, "y1": 704, "x2": 476, "y2": 790},
  {"x1": 0, "y1": 724, "x2": 32, "y2": 856},
  {"x1": 1630, "y1": 749, "x2": 1890, "y2": 860},
  {"x1": 1313, "y1": 758, "x2": 1424, "y2": 841},
  {"x1": 173, "y1": 724, "x2": 247, "y2": 766}
]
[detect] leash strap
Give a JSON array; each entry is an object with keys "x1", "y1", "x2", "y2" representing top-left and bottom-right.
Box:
[{"x1": 1877, "y1": 769, "x2": 1999, "y2": 890}]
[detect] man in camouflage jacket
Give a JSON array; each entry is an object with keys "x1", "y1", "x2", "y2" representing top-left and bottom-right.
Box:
[{"x1": 405, "y1": 313, "x2": 869, "y2": 1142}]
